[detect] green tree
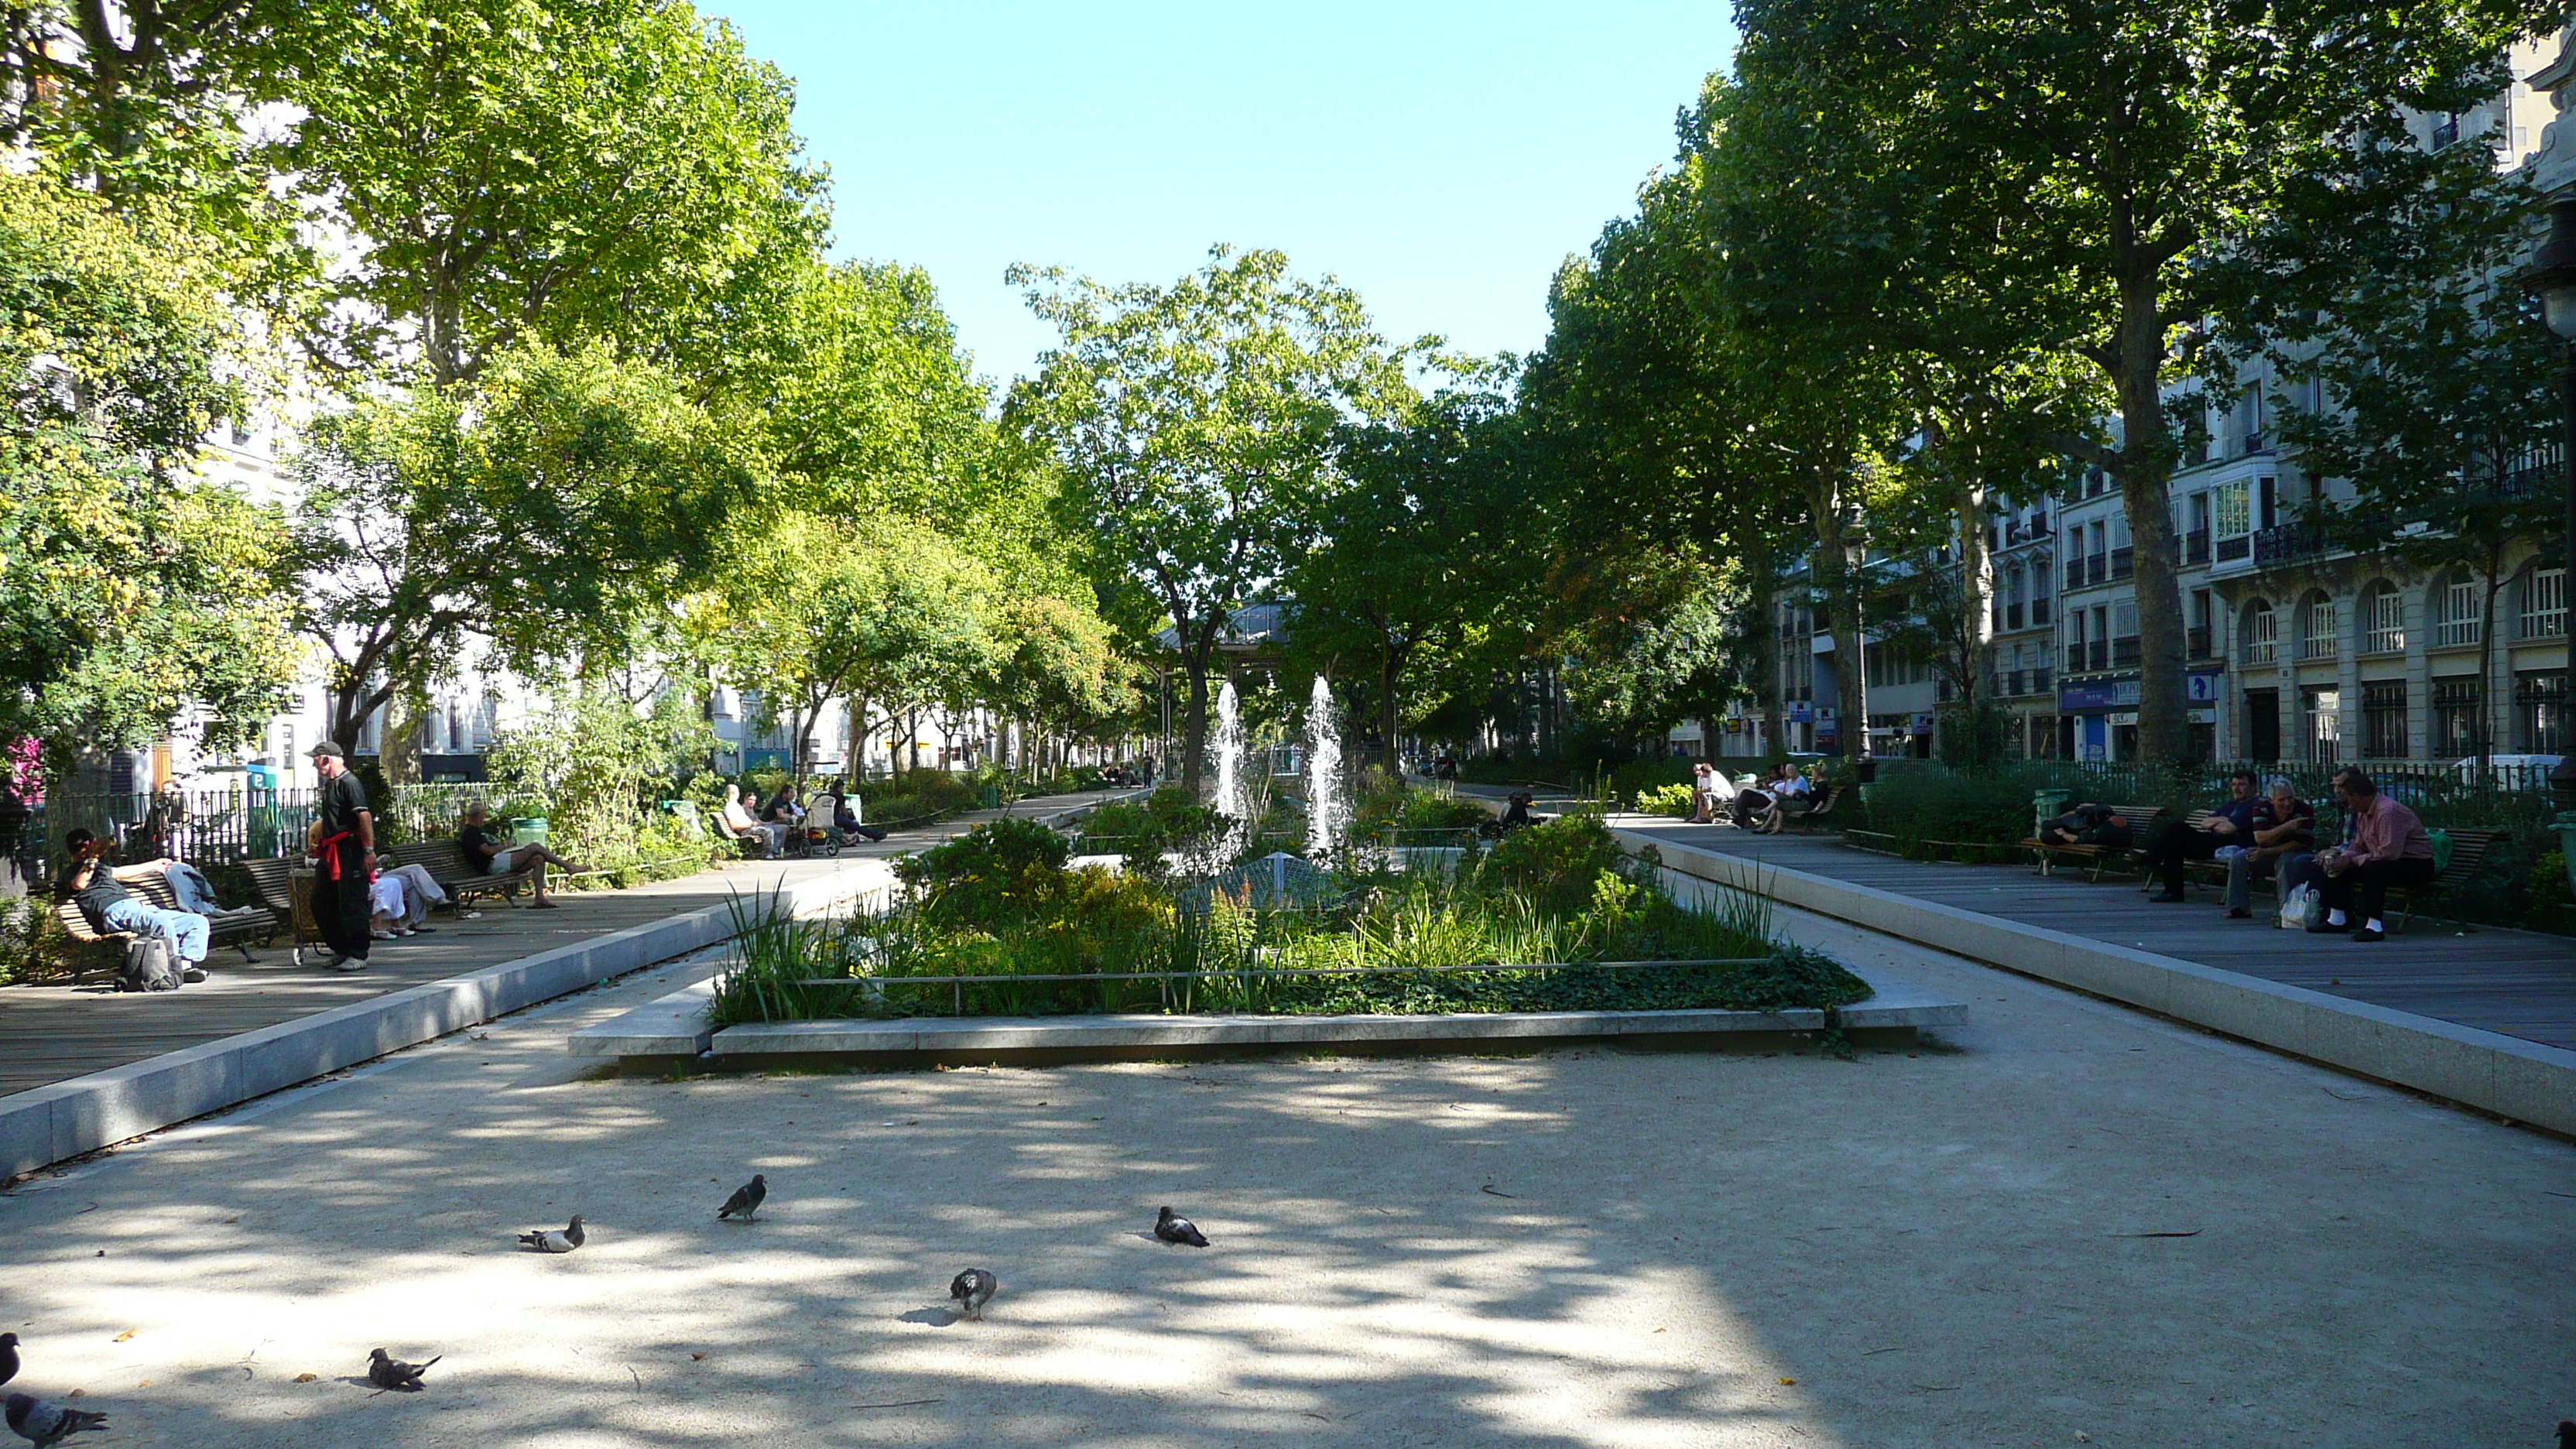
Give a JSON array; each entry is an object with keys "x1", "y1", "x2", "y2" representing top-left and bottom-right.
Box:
[
  {"x1": 291, "y1": 340, "x2": 762, "y2": 759},
  {"x1": 0, "y1": 173, "x2": 300, "y2": 763},
  {"x1": 1007, "y1": 245, "x2": 1412, "y2": 794},
  {"x1": 280, "y1": 0, "x2": 821, "y2": 387},
  {"x1": 1737, "y1": 0, "x2": 2555, "y2": 764}
]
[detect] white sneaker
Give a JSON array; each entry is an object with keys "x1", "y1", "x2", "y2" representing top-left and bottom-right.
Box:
[{"x1": 324, "y1": 954, "x2": 366, "y2": 973}]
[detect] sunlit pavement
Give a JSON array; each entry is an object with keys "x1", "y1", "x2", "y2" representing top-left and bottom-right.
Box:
[{"x1": 0, "y1": 903, "x2": 2568, "y2": 1447}]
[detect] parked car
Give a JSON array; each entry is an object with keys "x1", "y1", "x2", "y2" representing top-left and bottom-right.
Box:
[{"x1": 2451, "y1": 754, "x2": 2561, "y2": 783}]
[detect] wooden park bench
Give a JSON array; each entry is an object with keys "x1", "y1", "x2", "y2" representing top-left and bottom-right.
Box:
[
  {"x1": 2388, "y1": 827, "x2": 2510, "y2": 934},
  {"x1": 2020, "y1": 804, "x2": 2167, "y2": 882},
  {"x1": 1779, "y1": 785, "x2": 1848, "y2": 833},
  {"x1": 401, "y1": 837, "x2": 539, "y2": 908},
  {"x1": 54, "y1": 863, "x2": 274, "y2": 968}
]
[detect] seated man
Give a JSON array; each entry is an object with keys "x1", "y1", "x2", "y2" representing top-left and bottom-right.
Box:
[
  {"x1": 2310, "y1": 771, "x2": 2434, "y2": 942},
  {"x1": 1688, "y1": 762, "x2": 1734, "y2": 824},
  {"x1": 2141, "y1": 769, "x2": 2266, "y2": 903},
  {"x1": 2222, "y1": 778, "x2": 2315, "y2": 919},
  {"x1": 457, "y1": 803, "x2": 583, "y2": 909},
  {"x1": 53, "y1": 828, "x2": 209, "y2": 981},
  {"x1": 368, "y1": 849, "x2": 450, "y2": 937},
  {"x1": 832, "y1": 794, "x2": 887, "y2": 844},
  {"x1": 719, "y1": 785, "x2": 784, "y2": 855}
]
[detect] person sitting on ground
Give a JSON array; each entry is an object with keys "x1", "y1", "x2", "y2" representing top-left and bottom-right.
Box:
[
  {"x1": 719, "y1": 783, "x2": 784, "y2": 856},
  {"x1": 832, "y1": 794, "x2": 887, "y2": 844},
  {"x1": 2140, "y1": 769, "x2": 2266, "y2": 903},
  {"x1": 2308, "y1": 771, "x2": 2434, "y2": 942},
  {"x1": 1498, "y1": 789, "x2": 1538, "y2": 831},
  {"x1": 367, "y1": 849, "x2": 451, "y2": 938},
  {"x1": 2222, "y1": 778, "x2": 2316, "y2": 920},
  {"x1": 53, "y1": 827, "x2": 210, "y2": 981},
  {"x1": 2040, "y1": 802, "x2": 2132, "y2": 851},
  {"x1": 457, "y1": 802, "x2": 583, "y2": 908}
]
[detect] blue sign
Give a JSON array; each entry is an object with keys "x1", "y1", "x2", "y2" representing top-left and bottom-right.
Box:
[
  {"x1": 2060, "y1": 677, "x2": 2140, "y2": 711},
  {"x1": 1789, "y1": 703, "x2": 1814, "y2": 724},
  {"x1": 2186, "y1": 669, "x2": 2225, "y2": 702}
]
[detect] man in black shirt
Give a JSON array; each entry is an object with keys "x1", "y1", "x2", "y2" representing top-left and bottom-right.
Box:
[
  {"x1": 308, "y1": 741, "x2": 375, "y2": 971},
  {"x1": 2141, "y1": 769, "x2": 2266, "y2": 903}
]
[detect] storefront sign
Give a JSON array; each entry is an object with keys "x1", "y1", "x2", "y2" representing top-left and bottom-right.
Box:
[
  {"x1": 2059, "y1": 677, "x2": 2140, "y2": 711},
  {"x1": 1911, "y1": 713, "x2": 1935, "y2": 735}
]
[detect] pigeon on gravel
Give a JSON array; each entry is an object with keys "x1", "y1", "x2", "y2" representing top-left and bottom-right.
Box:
[
  {"x1": 5, "y1": 1392, "x2": 106, "y2": 1446},
  {"x1": 950, "y1": 1269, "x2": 998, "y2": 1320},
  {"x1": 1154, "y1": 1205, "x2": 1209, "y2": 1247},
  {"x1": 0, "y1": 1333, "x2": 16, "y2": 1387},
  {"x1": 516, "y1": 1215, "x2": 585, "y2": 1253},
  {"x1": 366, "y1": 1348, "x2": 440, "y2": 1391},
  {"x1": 716, "y1": 1175, "x2": 767, "y2": 1222}
]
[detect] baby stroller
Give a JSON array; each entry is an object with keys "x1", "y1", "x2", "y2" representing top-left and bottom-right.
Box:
[{"x1": 783, "y1": 792, "x2": 842, "y2": 858}]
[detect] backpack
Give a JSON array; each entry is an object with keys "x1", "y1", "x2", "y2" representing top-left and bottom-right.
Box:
[{"x1": 118, "y1": 934, "x2": 183, "y2": 992}]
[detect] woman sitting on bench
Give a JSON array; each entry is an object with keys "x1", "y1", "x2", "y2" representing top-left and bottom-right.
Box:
[{"x1": 457, "y1": 803, "x2": 584, "y2": 909}]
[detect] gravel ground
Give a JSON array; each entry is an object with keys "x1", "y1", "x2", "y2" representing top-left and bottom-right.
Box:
[{"x1": 0, "y1": 903, "x2": 2568, "y2": 1449}]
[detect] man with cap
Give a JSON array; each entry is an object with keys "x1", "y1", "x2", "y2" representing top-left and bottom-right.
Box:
[{"x1": 307, "y1": 742, "x2": 375, "y2": 971}]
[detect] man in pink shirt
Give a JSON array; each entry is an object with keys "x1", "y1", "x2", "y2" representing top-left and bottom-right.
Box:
[{"x1": 2313, "y1": 771, "x2": 2435, "y2": 942}]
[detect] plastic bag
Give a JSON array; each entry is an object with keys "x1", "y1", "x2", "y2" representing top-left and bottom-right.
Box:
[{"x1": 2279, "y1": 882, "x2": 2322, "y2": 931}]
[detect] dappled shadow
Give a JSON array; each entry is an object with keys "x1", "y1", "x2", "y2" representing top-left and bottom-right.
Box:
[{"x1": 0, "y1": 999, "x2": 2570, "y2": 1447}]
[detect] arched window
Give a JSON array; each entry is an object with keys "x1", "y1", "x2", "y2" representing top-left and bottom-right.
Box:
[
  {"x1": 2242, "y1": 598, "x2": 2278, "y2": 665},
  {"x1": 2297, "y1": 591, "x2": 2339, "y2": 661},
  {"x1": 2358, "y1": 581, "x2": 2404, "y2": 655},
  {"x1": 2430, "y1": 571, "x2": 2482, "y2": 649}
]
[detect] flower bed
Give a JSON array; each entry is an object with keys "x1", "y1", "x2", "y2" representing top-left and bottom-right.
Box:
[{"x1": 707, "y1": 814, "x2": 1869, "y2": 1027}]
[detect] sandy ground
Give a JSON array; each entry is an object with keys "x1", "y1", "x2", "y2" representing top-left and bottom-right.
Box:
[{"x1": 0, "y1": 903, "x2": 2570, "y2": 1449}]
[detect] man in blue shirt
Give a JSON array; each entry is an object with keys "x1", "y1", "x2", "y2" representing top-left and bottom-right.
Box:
[{"x1": 2143, "y1": 769, "x2": 2267, "y2": 903}]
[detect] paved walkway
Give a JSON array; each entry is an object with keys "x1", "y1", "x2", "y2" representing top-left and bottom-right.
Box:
[
  {"x1": 0, "y1": 891, "x2": 2564, "y2": 1447},
  {"x1": 1614, "y1": 815, "x2": 2576, "y2": 1052},
  {"x1": 0, "y1": 789, "x2": 1140, "y2": 1100}
]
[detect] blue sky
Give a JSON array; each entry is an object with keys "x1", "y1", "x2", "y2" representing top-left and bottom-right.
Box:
[{"x1": 704, "y1": 1, "x2": 1738, "y2": 389}]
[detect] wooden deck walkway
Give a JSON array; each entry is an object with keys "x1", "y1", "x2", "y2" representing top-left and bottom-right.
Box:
[
  {"x1": 1620, "y1": 817, "x2": 2576, "y2": 1052},
  {"x1": 0, "y1": 789, "x2": 1137, "y2": 1099}
]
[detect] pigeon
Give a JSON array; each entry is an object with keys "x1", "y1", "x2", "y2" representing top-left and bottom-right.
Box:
[
  {"x1": 4, "y1": 1393, "x2": 106, "y2": 1446},
  {"x1": 0, "y1": 1334, "x2": 15, "y2": 1387},
  {"x1": 716, "y1": 1175, "x2": 767, "y2": 1222},
  {"x1": 1154, "y1": 1205, "x2": 1209, "y2": 1247},
  {"x1": 516, "y1": 1215, "x2": 585, "y2": 1253},
  {"x1": 366, "y1": 1348, "x2": 440, "y2": 1392},
  {"x1": 950, "y1": 1269, "x2": 998, "y2": 1320}
]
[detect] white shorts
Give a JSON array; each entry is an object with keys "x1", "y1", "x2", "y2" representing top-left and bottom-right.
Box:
[{"x1": 487, "y1": 848, "x2": 521, "y2": 875}]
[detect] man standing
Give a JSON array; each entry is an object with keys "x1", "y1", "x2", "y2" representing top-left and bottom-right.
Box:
[
  {"x1": 2141, "y1": 769, "x2": 2266, "y2": 903},
  {"x1": 308, "y1": 742, "x2": 375, "y2": 971}
]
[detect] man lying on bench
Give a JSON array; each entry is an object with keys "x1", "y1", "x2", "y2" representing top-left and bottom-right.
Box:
[{"x1": 53, "y1": 828, "x2": 211, "y2": 982}]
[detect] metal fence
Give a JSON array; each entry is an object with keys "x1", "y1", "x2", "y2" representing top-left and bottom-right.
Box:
[{"x1": 4, "y1": 780, "x2": 543, "y2": 892}]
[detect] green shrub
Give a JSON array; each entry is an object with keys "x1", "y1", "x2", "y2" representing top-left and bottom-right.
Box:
[
  {"x1": 1476, "y1": 814, "x2": 1632, "y2": 915},
  {"x1": 1607, "y1": 757, "x2": 1697, "y2": 807},
  {"x1": 895, "y1": 817, "x2": 1072, "y2": 926},
  {"x1": 1634, "y1": 782, "x2": 1697, "y2": 818}
]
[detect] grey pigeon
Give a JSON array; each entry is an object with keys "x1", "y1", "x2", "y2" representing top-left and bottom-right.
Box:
[
  {"x1": 5, "y1": 1393, "x2": 106, "y2": 1446},
  {"x1": 1153, "y1": 1205, "x2": 1209, "y2": 1247},
  {"x1": 516, "y1": 1215, "x2": 585, "y2": 1253},
  {"x1": 949, "y1": 1269, "x2": 998, "y2": 1320},
  {"x1": 0, "y1": 1333, "x2": 16, "y2": 1387},
  {"x1": 716, "y1": 1175, "x2": 766, "y2": 1222},
  {"x1": 366, "y1": 1348, "x2": 440, "y2": 1391}
]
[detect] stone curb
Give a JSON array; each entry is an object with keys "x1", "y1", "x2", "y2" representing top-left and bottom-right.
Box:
[
  {"x1": 1619, "y1": 827, "x2": 2576, "y2": 1136},
  {"x1": 0, "y1": 865, "x2": 888, "y2": 1181},
  {"x1": 569, "y1": 964, "x2": 1964, "y2": 1063}
]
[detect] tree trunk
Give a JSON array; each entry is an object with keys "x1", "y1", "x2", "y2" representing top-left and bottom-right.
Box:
[
  {"x1": 1957, "y1": 482, "x2": 1994, "y2": 711},
  {"x1": 1381, "y1": 642, "x2": 1404, "y2": 776},
  {"x1": 1745, "y1": 536, "x2": 1784, "y2": 763},
  {"x1": 1812, "y1": 478, "x2": 1868, "y2": 758},
  {"x1": 1179, "y1": 659, "x2": 1211, "y2": 796},
  {"x1": 2113, "y1": 257, "x2": 2187, "y2": 769}
]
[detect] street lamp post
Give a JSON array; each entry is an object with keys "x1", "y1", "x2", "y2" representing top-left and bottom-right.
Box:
[{"x1": 2518, "y1": 197, "x2": 2576, "y2": 882}]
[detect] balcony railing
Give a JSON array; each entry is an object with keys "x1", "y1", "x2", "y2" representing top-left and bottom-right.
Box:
[
  {"x1": 2089, "y1": 640, "x2": 2110, "y2": 672},
  {"x1": 2065, "y1": 643, "x2": 2084, "y2": 673},
  {"x1": 2255, "y1": 520, "x2": 2332, "y2": 568},
  {"x1": 2065, "y1": 558, "x2": 2084, "y2": 591},
  {"x1": 2111, "y1": 546, "x2": 2134, "y2": 580},
  {"x1": 2187, "y1": 624, "x2": 2213, "y2": 659},
  {"x1": 2184, "y1": 529, "x2": 2211, "y2": 566},
  {"x1": 2112, "y1": 637, "x2": 2141, "y2": 668},
  {"x1": 2216, "y1": 534, "x2": 2251, "y2": 563},
  {"x1": 2088, "y1": 553, "x2": 2108, "y2": 586}
]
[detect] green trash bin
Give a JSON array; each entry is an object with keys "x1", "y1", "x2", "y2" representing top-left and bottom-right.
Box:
[
  {"x1": 510, "y1": 816, "x2": 548, "y2": 847},
  {"x1": 979, "y1": 784, "x2": 1002, "y2": 810}
]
